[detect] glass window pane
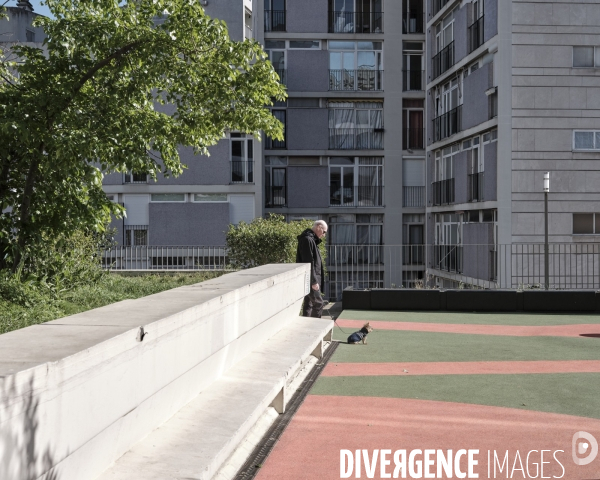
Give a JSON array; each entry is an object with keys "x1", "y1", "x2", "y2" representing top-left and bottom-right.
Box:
[
  {"x1": 330, "y1": 157, "x2": 354, "y2": 165},
  {"x1": 595, "y1": 132, "x2": 600, "y2": 149},
  {"x1": 231, "y1": 140, "x2": 244, "y2": 162},
  {"x1": 573, "y1": 214, "x2": 593, "y2": 234},
  {"x1": 358, "y1": 41, "x2": 382, "y2": 50},
  {"x1": 289, "y1": 41, "x2": 320, "y2": 49},
  {"x1": 596, "y1": 214, "x2": 600, "y2": 234},
  {"x1": 574, "y1": 131, "x2": 594, "y2": 149},
  {"x1": 151, "y1": 194, "x2": 185, "y2": 202},
  {"x1": 573, "y1": 46, "x2": 594, "y2": 67},
  {"x1": 596, "y1": 47, "x2": 600, "y2": 67},
  {"x1": 194, "y1": 194, "x2": 228, "y2": 202},
  {"x1": 265, "y1": 156, "x2": 287, "y2": 166},
  {"x1": 329, "y1": 52, "x2": 342, "y2": 69},
  {"x1": 357, "y1": 51, "x2": 375, "y2": 69},
  {"x1": 265, "y1": 40, "x2": 285, "y2": 49},
  {"x1": 247, "y1": 139, "x2": 253, "y2": 160},
  {"x1": 329, "y1": 41, "x2": 355, "y2": 50}
]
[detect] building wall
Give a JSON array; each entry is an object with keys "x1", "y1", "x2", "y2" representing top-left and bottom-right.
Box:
[
  {"x1": 149, "y1": 203, "x2": 230, "y2": 245},
  {"x1": 484, "y1": 141, "x2": 497, "y2": 201},
  {"x1": 484, "y1": 0, "x2": 498, "y2": 42},
  {"x1": 287, "y1": 108, "x2": 329, "y2": 150},
  {"x1": 204, "y1": 2, "x2": 244, "y2": 42},
  {"x1": 453, "y1": 151, "x2": 468, "y2": 205},
  {"x1": 286, "y1": 0, "x2": 328, "y2": 33},
  {"x1": 0, "y1": 7, "x2": 46, "y2": 43},
  {"x1": 462, "y1": 223, "x2": 494, "y2": 279},
  {"x1": 286, "y1": 50, "x2": 329, "y2": 92},
  {"x1": 287, "y1": 166, "x2": 329, "y2": 208},
  {"x1": 462, "y1": 63, "x2": 491, "y2": 131},
  {"x1": 453, "y1": 5, "x2": 468, "y2": 65}
]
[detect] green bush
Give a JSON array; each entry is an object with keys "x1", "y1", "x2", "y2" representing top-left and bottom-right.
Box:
[{"x1": 226, "y1": 214, "x2": 326, "y2": 269}]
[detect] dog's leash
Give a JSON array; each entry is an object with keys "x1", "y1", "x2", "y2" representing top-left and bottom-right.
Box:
[{"x1": 324, "y1": 309, "x2": 353, "y2": 334}]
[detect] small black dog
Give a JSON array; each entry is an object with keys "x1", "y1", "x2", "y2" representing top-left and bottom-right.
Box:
[{"x1": 347, "y1": 322, "x2": 374, "y2": 345}]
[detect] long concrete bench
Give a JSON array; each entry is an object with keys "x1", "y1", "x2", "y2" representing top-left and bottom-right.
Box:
[
  {"x1": 98, "y1": 317, "x2": 332, "y2": 480},
  {"x1": 0, "y1": 264, "x2": 332, "y2": 480}
]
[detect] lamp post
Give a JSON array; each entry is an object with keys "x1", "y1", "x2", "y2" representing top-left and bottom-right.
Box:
[{"x1": 543, "y1": 172, "x2": 550, "y2": 290}]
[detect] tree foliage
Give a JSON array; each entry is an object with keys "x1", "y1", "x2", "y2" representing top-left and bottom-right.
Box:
[
  {"x1": 0, "y1": 0, "x2": 286, "y2": 270},
  {"x1": 226, "y1": 214, "x2": 326, "y2": 269}
]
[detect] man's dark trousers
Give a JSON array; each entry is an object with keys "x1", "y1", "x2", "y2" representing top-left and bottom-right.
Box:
[{"x1": 302, "y1": 289, "x2": 324, "y2": 318}]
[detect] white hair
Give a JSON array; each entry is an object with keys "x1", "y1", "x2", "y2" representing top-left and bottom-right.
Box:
[{"x1": 313, "y1": 220, "x2": 328, "y2": 229}]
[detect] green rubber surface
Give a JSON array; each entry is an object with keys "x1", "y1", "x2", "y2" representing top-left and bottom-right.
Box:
[
  {"x1": 311, "y1": 373, "x2": 600, "y2": 420},
  {"x1": 340, "y1": 309, "x2": 600, "y2": 326},
  {"x1": 331, "y1": 328, "x2": 600, "y2": 363}
]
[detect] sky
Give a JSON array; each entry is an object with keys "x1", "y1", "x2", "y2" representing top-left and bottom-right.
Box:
[{"x1": 6, "y1": 1, "x2": 53, "y2": 18}]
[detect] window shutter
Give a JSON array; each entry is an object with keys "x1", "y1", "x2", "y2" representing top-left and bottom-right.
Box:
[
  {"x1": 229, "y1": 195, "x2": 255, "y2": 225},
  {"x1": 403, "y1": 159, "x2": 425, "y2": 186}
]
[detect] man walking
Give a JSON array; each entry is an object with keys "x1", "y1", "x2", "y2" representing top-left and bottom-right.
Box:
[{"x1": 296, "y1": 220, "x2": 327, "y2": 318}]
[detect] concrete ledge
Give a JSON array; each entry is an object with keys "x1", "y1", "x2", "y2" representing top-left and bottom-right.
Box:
[
  {"x1": 0, "y1": 264, "x2": 313, "y2": 480},
  {"x1": 522, "y1": 290, "x2": 598, "y2": 312},
  {"x1": 446, "y1": 290, "x2": 519, "y2": 312},
  {"x1": 342, "y1": 287, "x2": 371, "y2": 310},
  {"x1": 369, "y1": 289, "x2": 442, "y2": 311}
]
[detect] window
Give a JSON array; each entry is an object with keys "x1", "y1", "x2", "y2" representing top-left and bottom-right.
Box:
[
  {"x1": 329, "y1": 214, "x2": 383, "y2": 246},
  {"x1": 403, "y1": 99, "x2": 424, "y2": 149},
  {"x1": 329, "y1": 157, "x2": 384, "y2": 207},
  {"x1": 265, "y1": 41, "x2": 286, "y2": 83},
  {"x1": 328, "y1": 0, "x2": 383, "y2": 34},
  {"x1": 288, "y1": 98, "x2": 320, "y2": 108},
  {"x1": 573, "y1": 46, "x2": 600, "y2": 68},
  {"x1": 26, "y1": 30, "x2": 35, "y2": 42},
  {"x1": 403, "y1": 42, "x2": 424, "y2": 91},
  {"x1": 289, "y1": 40, "x2": 320, "y2": 49},
  {"x1": 150, "y1": 194, "x2": 185, "y2": 202},
  {"x1": 125, "y1": 225, "x2": 148, "y2": 246},
  {"x1": 193, "y1": 194, "x2": 228, "y2": 202},
  {"x1": 265, "y1": 157, "x2": 287, "y2": 207},
  {"x1": 266, "y1": 110, "x2": 286, "y2": 149},
  {"x1": 124, "y1": 172, "x2": 148, "y2": 184},
  {"x1": 231, "y1": 133, "x2": 254, "y2": 182},
  {"x1": 573, "y1": 131, "x2": 600, "y2": 151},
  {"x1": 328, "y1": 101, "x2": 384, "y2": 149},
  {"x1": 573, "y1": 214, "x2": 600, "y2": 234},
  {"x1": 244, "y1": 8, "x2": 252, "y2": 39},
  {"x1": 403, "y1": 0, "x2": 424, "y2": 34},
  {"x1": 435, "y1": 9, "x2": 455, "y2": 54},
  {"x1": 329, "y1": 41, "x2": 383, "y2": 91},
  {"x1": 265, "y1": 0, "x2": 286, "y2": 32},
  {"x1": 435, "y1": 144, "x2": 459, "y2": 181}
]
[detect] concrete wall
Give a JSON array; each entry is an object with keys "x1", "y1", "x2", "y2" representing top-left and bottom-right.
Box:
[
  {"x1": 149, "y1": 202, "x2": 230, "y2": 245},
  {"x1": 286, "y1": 50, "x2": 329, "y2": 92},
  {"x1": 462, "y1": 223, "x2": 494, "y2": 280},
  {"x1": 0, "y1": 8, "x2": 46, "y2": 43},
  {"x1": 205, "y1": 1, "x2": 243, "y2": 41},
  {"x1": 287, "y1": 166, "x2": 329, "y2": 208},
  {"x1": 462, "y1": 63, "x2": 491, "y2": 130},
  {"x1": 103, "y1": 172, "x2": 123, "y2": 186},
  {"x1": 454, "y1": 150, "x2": 468, "y2": 205},
  {"x1": 286, "y1": 0, "x2": 328, "y2": 33},
  {"x1": 287, "y1": 108, "x2": 329, "y2": 150},
  {"x1": 484, "y1": 0, "x2": 498, "y2": 42},
  {"x1": 484, "y1": 141, "x2": 497, "y2": 201},
  {"x1": 156, "y1": 142, "x2": 231, "y2": 186},
  {"x1": 0, "y1": 264, "x2": 311, "y2": 480},
  {"x1": 454, "y1": 5, "x2": 468, "y2": 65}
]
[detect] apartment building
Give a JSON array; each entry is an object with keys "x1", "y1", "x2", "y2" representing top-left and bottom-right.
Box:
[{"x1": 425, "y1": 0, "x2": 600, "y2": 289}]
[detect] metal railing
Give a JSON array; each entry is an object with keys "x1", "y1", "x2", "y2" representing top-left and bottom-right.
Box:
[
  {"x1": 432, "y1": 41, "x2": 454, "y2": 79},
  {"x1": 403, "y1": 186, "x2": 425, "y2": 207},
  {"x1": 265, "y1": 185, "x2": 286, "y2": 207},
  {"x1": 402, "y1": 69, "x2": 424, "y2": 91},
  {"x1": 231, "y1": 160, "x2": 254, "y2": 183},
  {"x1": 432, "y1": 105, "x2": 462, "y2": 142},
  {"x1": 124, "y1": 173, "x2": 148, "y2": 184},
  {"x1": 329, "y1": 69, "x2": 383, "y2": 91},
  {"x1": 102, "y1": 246, "x2": 231, "y2": 271},
  {"x1": 264, "y1": 10, "x2": 286, "y2": 31},
  {"x1": 403, "y1": 127, "x2": 425, "y2": 150},
  {"x1": 324, "y1": 243, "x2": 600, "y2": 300},
  {"x1": 468, "y1": 15, "x2": 484, "y2": 53},
  {"x1": 432, "y1": 178, "x2": 455, "y2": 205},
  {"x1": 432, "y1": 0, "x2": 452, "y2": 17},
  {"x1": 274, "y1": 68, "x2": 286, "y2": 85},
  {"x1": 403, "y1": 10, "x2": 424, "y2": 33},
  {"x1": 329, "y1": 128, "x2": 384, "y2": 150},
  {"x1": 245, "y1": 24, "x2": 253, "y2": 39},
  {"x1": 328, "y1": 10, "x2": 383, "y2": 33},
  {"x1": 329, "y1": 185, "x2": 384, "y2": 207},
  {"x1": 468, "y1": 172, "x2": 484, "y2": 202}
]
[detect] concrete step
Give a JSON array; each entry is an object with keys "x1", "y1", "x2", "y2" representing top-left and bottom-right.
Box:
[{"x1": 97, "y1": 317, "x2": 333, "y2": 480}]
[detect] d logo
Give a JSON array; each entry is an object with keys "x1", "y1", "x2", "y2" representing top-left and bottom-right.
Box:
[{"x1": 572, "y1": 431, "x2": 598, "y2": 466}]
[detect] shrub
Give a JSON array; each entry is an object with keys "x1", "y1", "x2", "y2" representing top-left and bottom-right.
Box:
[{"x1": 226, "y1": 214, "x2": 326, "y2": 269}]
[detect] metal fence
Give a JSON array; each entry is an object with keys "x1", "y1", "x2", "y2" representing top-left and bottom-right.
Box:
[
  {"x1": 102, "y1": 246, "x2": 230, "y2": 271},
  {"x1": 432, "y1": 41, "x2": 454, "y2": 79},
  {"x1": 328, "y1": 10, "x2": 383, "y2": 33},
  {"x1": 329, "y1": 69, "x2": 383, "y2": 91}
]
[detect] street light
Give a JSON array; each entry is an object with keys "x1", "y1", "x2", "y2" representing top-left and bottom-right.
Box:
[{"x1": 544, "y1": 172, "x2": 549, "y2": 290}]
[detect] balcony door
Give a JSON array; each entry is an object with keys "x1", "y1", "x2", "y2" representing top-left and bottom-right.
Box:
[
  {"x1": 330, "y1": 158, "x2": 355, "y2": 206},
  {"x1": 265, "y1": 40, "x2": 286, "y2": 77}
]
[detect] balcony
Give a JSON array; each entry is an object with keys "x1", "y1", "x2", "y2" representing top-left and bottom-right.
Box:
[
  {"x1": 329, "y1": 69, "x2": 383, "y2": 91},
  {"x1": 328, "y1": 11, "x2": 383, "y2": 33},
  {"x1": 403, "y1": 10, "x2": 424, "y2": 34},
  {"x1": 433, "y1": 244, "x2": 463, "y2": 273},
  {"x1": 432, "y1": 0, "x2": 452, "y2": 17},
  {"x1": 402, "y1": 69, "x2": 424, "y2": 91},
  {"x1": 468, "y1": 15, "x2": 484, "y2": 53},
  {"x1": 432, "y1": 178, "x2": 455, "y2": 205},
  {"x1": 403, "y1": 127, "x2": 425, "y2": 150},
  {"x1": 124, "y1": 172, "x2": 148, "y2": 184},
  {"x1": 231, "y1": 160, "x2": 254, "y2": 183},
  {"x1": 329, "y1": 185, "x2": 384, "y2": 207},
  {"x1": 432, "y1": 41, "x2": 454, "y2": 80},
  {"x1": 265, "y1": 185, "x2": 286, "y2": 207},
  {"x1": 403, "y1": 245, "x2": 425, "y2": 265},
  {"x1": 403, "y1": 186, "x2": 425, "y2": 207},
  {"x1": 274, "y1": 68, "x2": 287, "y2": 85},
  {"x1": 264, "y1": 10, "x2": 286, "y2": 32},
  {"x1": 329, "y1": 128, "x2": 384, "y2": 150},
  {"x1": 468, "y1": 172, "x2": 484, "y2": 202},
  {"x1": 432, "y1": 105, "x2": 462, "y2": 142}
]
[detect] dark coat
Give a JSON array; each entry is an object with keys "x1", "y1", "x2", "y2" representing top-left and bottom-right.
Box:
[{"x1": 296, "y1": 228, "x2": 324, "y2": 290}]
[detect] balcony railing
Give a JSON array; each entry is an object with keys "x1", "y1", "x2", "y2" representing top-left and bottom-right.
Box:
[
  {"x1": 432, "y1": 0, "x2": 452, "y2": 17},
  {"x1": 403, "y1": 245, "x2": 425, "y2": 265},
  {"x1": 468, "y1": 15, "x2": 484, "y2": 53},
  {"x1": 329, "y1": 128, "x2": 384, "y2": 150},
  {"x1": 328, "y1": 10, "x2": 383, "y2": 33},
  {"x1": 433, "y1": 244, "x2": 463, "y2": 273},
  {"x1": 231, "y1": 160, "x2": 254, "y2": 183},
  {"x1": 266, "y1": 135, "x2": 286, "y2": 150},
  {"x1": 403, "y1": 186, "x2": 425, "y2": 207},
  {"x1": 489, "y1": 91, "x2": 498, "y2": 119},
  {"x1": 432, "y1": 105, "x2": 462, "y2": 142},
  {"x1": 274, "y1": 68, "x2": 287, "y2": 85},
  {"x1": 432, "y1": 41, "x2": 454, "y2": 79},
  {"x1": 124, "y1": 173, "x2": 148, "y2": 184},
  {"x1": 403, "y1": 127, "x2": 425, "y2": 150},
  {"x1": 468, "y1": 172, "x2": 484, "y2": 202},
  {"x1": 329, "y1": 69, "x2": 383, "y2": 91},
  {"x1": 329, "y1": 185, "x2": 384, "y2": 207},
  {"x1": 403, "y1": 10, "x2": 424, "y2": 33},
  {"x1": 432, "y1": 178, "x2": 455, "y2": 205},
  {"x1": 402, "y1": 69, "x2": 424, "y2": 91},
  {"x1": 265, "y1": 185, "x2": 286, "y2": 207},
  {"x1": 264, "y1": 10, "x2": 286, "y2": 32}
]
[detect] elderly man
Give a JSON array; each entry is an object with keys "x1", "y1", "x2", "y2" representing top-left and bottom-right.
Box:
[{"x1": 296, "y1": 220, "x2": 327, "y2": 318}]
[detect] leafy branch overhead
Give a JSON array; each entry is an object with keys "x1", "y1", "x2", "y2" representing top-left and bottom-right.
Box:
[{"x1": 0, "y1": 0, "x2": 286, "y2": 270}]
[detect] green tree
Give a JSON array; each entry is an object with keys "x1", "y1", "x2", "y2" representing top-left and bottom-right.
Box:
[
  {"x1": 226, "y1": 214, "x2": 326, "y2": 269},
  {"x1": 0, "y1": 0, "x2": 286, "y2": 271}
]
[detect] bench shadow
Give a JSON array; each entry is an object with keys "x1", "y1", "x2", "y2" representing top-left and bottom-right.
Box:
[{"x1": 580, "y1": 334, "x2": 600, "y2": 338}]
